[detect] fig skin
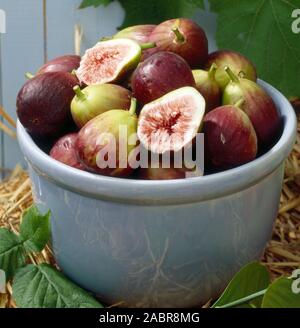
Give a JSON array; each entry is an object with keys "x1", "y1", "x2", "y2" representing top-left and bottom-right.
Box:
[
  {"x1": 132, "y1": 51, "x2": 196, "y2": 104},
  {"x1": 71, "y1": 84, "x2": 131, "y2": 128},
  {"x1": 204, "y1": 102, "x2": 258, "y2": 169},
  {"x1": 148, "y1": 18, "x2": 208, "y2": 68},
  {"x1": 17, "y1": 72, "x2": 79, "y2": 137},
  {"x1": 76, "y1": 99, "x2": 138, "y2": 177},
  {"x1": 193, "y1": 63, "x2": 221, "y2": 113},
  {"x1": 114, "y1": 25, "x2": 156, "y2": 44},
  {"x1": 223, "y1": 67, "x2": 280, "y2": 147},
  {"x1": 37, "y1": 55, "x2": 81, "y2": 75},
  {"x1": 205, "y1": 50, "x2": 257, "y2": 90},
  {"x1": 50, "y1": 133, "x2": 85, "y2": 170},
  {"x1": 139, "y1": 166, "x2": 186, "y2": 180}
]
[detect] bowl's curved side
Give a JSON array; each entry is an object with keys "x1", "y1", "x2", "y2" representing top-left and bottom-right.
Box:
[
  {"x1": 17, "y1": 80, "x2": 297, "y2": 205},
  {"x1": 28, "y1": 162, "x2": 284, "y2": 307}
]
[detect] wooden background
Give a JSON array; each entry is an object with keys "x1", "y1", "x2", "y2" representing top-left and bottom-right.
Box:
[{"x1": 0, "y1": 0, "x2": 217, "y2": 169}]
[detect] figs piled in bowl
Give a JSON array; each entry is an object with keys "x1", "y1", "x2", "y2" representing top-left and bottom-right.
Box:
[{"x1": 16, "y1": 18, "x2": 281, "y2": 180}]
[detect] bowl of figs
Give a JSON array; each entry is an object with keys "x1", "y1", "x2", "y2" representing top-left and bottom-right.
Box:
[{"x1": 17, "y1": 18, "x2": 297, "y2": 308}]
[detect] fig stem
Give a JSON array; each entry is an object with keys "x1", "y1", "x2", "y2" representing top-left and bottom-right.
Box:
[
  {"x1": 100, "y1": 36, "x2": 112, "y2": 41},
  {"x1": 208, "y1": 63, "x2": 218, "y2": 80},
  {"x1": 129, "y1": 98, "x2": 137, "y2": 116},
  {"x1": 140, "y1": 42, "x2": 156, "y2": 50},
  {"x1": 224, "y1": 66, "x2": 239, "y2": 83},
  {"x1": 234, "y1": 99, "x2": 245, "y2": 109},
  {"x1": 25, "y1": 72, "x2": 34, "y2": 79},
  {"x1": 73, "y1": 85, "x2": 86, "y2": 101},
  {"x1": 172, "y1": 27, "x2": 185, "y2": 43}
]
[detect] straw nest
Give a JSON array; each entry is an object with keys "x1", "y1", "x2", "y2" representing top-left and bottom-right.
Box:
[{"x1": 0, "y1": 110, "x2": 300, "y2": 308}]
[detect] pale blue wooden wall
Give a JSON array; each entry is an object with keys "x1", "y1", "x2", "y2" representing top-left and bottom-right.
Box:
[{"x1": 0, "y1": 0, "x2": 216, "y2": 169}]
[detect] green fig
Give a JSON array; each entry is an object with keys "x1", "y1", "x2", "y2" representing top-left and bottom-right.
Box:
[
  {"x1": 204, "y1": 50, "x2": 257, "y2": 90},
  {"x1": 113, "y1": 25, "x2": 156, "y2": 44},
  {"x1": 76, "y1": 98, "x2": 138, "y2": 177},
  {"x1": 223, "y1": 66, "x2": 280, "y2": 146},
  {"x1": 76, "y1": 38, "x2": 155, "y2": 86},
  {"x1": 71, "y1": 84, "x2": 131, "y2": 128},
  {"x1": 193, "y1": 63, "x2": 221, "y2": 113}
]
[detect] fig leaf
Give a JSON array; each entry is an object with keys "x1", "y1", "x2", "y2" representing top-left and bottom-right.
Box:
[
  {"x1": 262, "y1": 275, "x2": 300, "y2": 308},
  {"x1": 0, "y1": 229, "x2": 26, "y2": 280},
  {"x1": 20, "y1": 205, "x2": 51, "y2": 253},
  {"x1": 209, "y1": 0, "x2": 300, "y2": 98},
  {"x1": 79, "y1": 0, "x2": 112, "y2": 9},
  {"x1": 79, "y1": 0, "x2": 205, "y2": 27},
  {"x1": 12, "y1": 264, "x2": 103, "y2": 308},
  {"x1": 212, "y1": 262, "x2": 270, "y2": 308}
]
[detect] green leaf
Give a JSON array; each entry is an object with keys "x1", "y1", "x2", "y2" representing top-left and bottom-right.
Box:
[
  {"x1": 20, "y1": 206, "x2": 51, "y2": 253},
  {"x1": 119, "y1": 0, "x2": 205, "y2": 28},
  {"x1": 13, "y1": 264, "x2": 103, "y2": 308},
  {"x1": 212, "y1": 262, "x2": 270, "y2": 308},
  {"x1": 79, "y1": 0, "x2": 113, "y2": 9},
  {"x1": 262, "y1": 276, "x2": 300, "y2": 308},
  {"x1": 0, "y1": 229, "x2": 26, "y2": 280},
  {"x1": 209, "y1": 0, "x2": 300, "y2": 98}
]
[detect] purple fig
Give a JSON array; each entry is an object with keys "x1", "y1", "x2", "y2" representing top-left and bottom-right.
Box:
[
  {"x1": 37, "y1": 55, "x2": 80, "y2": 75},
  {"x1": 148, "y1": 18, "x2": 208, "y2": 68},
  {"x1": 223, "y1": 66, "x2": 281, "y2": 146},
  {"x1": 17, "y1": 72, "x2": 78, "y2": 137},
  {"x1": 50, "y1": 133, "x2": 85, "y2": 170},
  {"x1": 132, "y1": 51, "x2": 196, "y2": 104},
  {"x1": 204, "y1": 100, "x2": 258, "y2": 169}
]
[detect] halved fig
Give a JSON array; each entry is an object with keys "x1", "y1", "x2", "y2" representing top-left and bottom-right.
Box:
[
  {"x1": 76, "y1": 38, "x2": 150, "y2": 86},
  {"x1": 138, "y1": 87, "x2": 205, "y2": 154}
]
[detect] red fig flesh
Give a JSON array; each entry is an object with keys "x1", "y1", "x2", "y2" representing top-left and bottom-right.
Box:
[
  {"x1": 17, "y1": 72, "x2": 78, "y2": 137},
  {"x1": 223, "y1": 67, "x2": 280, "y2": 146},
  {"x1": 204, "y1": 102, "x2": 258, "y2": 168},
  {"x1": 37, "y1": 55, "x2": 80, "y2": 75},
  {"x1": 76, "y1": 39, "x2": 143, "y2": 86},
  {"x1": 138, "y1": 87, "x2": 205, "y2": 154},
  {"x1": 149, "y1": 18, "x2": 208, "y2": 68},
  {"x1": 50, "y1": 133, "x2": 85, "y2": 170},
  {"x1": 132, "y1": 51, "x2": 195, "y2": 104},
  {"x1": 205, "y1": 50, "x2": 257, "y2": 90}
]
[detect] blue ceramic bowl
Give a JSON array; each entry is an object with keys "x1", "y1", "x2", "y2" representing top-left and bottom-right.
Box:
[{"x1": 17, "y1": 80, "x2": 297, "y2": 308}]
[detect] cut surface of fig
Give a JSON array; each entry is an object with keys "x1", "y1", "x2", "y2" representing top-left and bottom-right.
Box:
[
  {"x1": 76, "y1": 39, "x2": 142, "y2": 86},
  {"x1": 138, "y1": 87, "x2": 205, "y2": 154}
]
